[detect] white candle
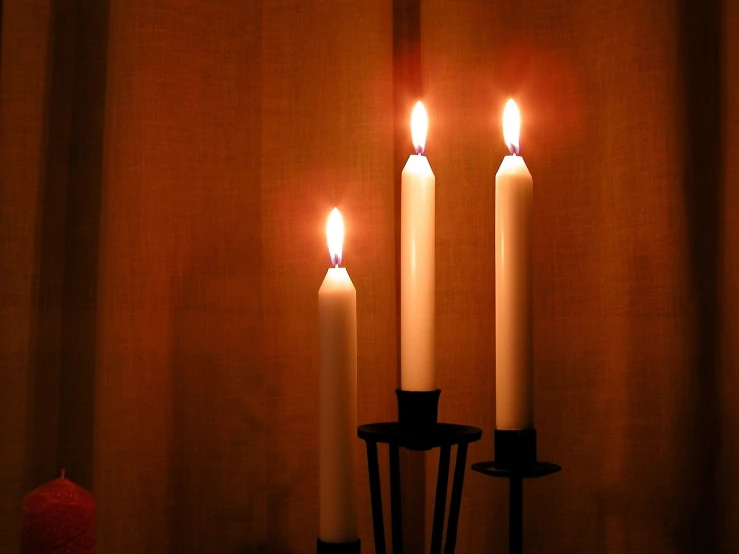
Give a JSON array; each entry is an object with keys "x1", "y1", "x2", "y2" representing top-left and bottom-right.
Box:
[
  {"x1": 401, "y1": 101, "x2": 436, "y2": 391},
  {"x1": 495, "y1": 99, "x2": 534, "y2": 430},
  {"x1": 319, "y1": 208, "x2": 358, "y2": 543}
]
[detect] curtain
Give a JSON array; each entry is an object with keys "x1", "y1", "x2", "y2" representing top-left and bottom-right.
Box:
[{"x1": 1, "y1": 0, "x2": 737, "y2": 552}]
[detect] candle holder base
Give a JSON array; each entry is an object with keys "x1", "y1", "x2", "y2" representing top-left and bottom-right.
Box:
[
  {"x1": 358, "y1": 422, "x2": 482, "y2": 554},
  {"x1": 471, "y1": 460, "x2": 561, "y2": 479},
  {"x1": 316, "y1": 539, "x2": 361, "y2": 553},
  {"x1": 395, "y1": 388, "x2": 441, "y2": 429},
  {"x1": 472, "y1": 428, "x2": 560, "y2": 554}
]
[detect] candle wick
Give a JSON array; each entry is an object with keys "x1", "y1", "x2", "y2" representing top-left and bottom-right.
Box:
[
  {"x1": 60, "y1": 468, "x2": 66, "y2": 480},
  {"x1": 415, "y1": 145, "x2": 423, "y2": 155}
]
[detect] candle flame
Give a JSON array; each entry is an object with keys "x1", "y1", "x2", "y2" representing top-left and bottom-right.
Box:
[
  {"x1": 326, "y1": 207, "x2": 344, "y2": 266},
  {"x1": 411, "y1": 101, "x2": 428, "y2": 154},
  {"x1": 502, "y1": 98, "x2": 521, "y2": 155}
]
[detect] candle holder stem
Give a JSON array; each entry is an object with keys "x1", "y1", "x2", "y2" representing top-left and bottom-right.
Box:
[
  {"x1": 389, "y1": 444, "x2": 403, "y2": 554},
  {"x1": 509, "y1": 476, "x2": 523, "y2": 554}
]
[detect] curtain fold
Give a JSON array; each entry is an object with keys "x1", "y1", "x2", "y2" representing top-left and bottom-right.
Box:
[
  {"x1": 1, "y1": 2, "x2": 62, "y2": 550},
  {"x1": 1, "y1": 0, "x2": 738, "y2": 552},
  {"x1": 260, "y1": 1, "x2": 395, "y2": 552},
  {"x1": 419, "y1": 2, "x2": 498, "y2": 551},
  {"x1": 92, "y1": 0, "x2": 395, "y2": 551},
  {"x1": 421, "y1": 0, "x2": 736, "y2": 552},
  {"x1": 720, "y1": 0, "x2": 739, "y2": 549}
]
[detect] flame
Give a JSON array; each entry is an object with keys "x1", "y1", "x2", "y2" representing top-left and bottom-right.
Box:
[
  {"x1": 411, "y1": 101, "x2": 428, "y2": 154},
  {"x1": 326, "y1": 207, "x2": 344, "y2": 266},
  {"x1": 502, "y1": 98, "x2": 521, "y2": 155}
]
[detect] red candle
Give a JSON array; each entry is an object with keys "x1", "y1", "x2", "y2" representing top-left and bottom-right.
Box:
[{"x1": 21, "y1": 470, "x2": 95, "y2": 553}]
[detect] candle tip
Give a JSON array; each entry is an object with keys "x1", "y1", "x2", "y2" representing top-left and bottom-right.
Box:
[{"x1": 60, "y1": 468, "x2": 66, "y2": 480}]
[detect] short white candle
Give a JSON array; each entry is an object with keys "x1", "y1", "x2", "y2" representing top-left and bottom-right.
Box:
[
  {"x1": 318, "y1": 208, "x2": 358, "y2": 542},
  {"x1": 495, "y1": 99, "x2": 534, "y2": 430},
  {"x1": 401, "y1": 101, "x2": 436, "y2": 391}
]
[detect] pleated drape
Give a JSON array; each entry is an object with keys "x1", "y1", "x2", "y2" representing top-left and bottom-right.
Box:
[
  {"x1": 0, "y1": 2, "x2": 58, "y2": 547},
  {"x1": 421, "y1": 0, "x2": 738, "y2": 552},
  {"x1": 1, "y1": 0, "x2": 108, "y2": 546},
  {"x1": 92, "y1": 1, "x2": 395, "y2": 551},
  {"x1": 723, "y1": 0, "x2": 739, "y2": 550},
  {"x1": 1, "y1": 1, "x2": 396, "y2": 551},
  {"x1": 1, "y1": 0, "x2": 738, "y2": 552}
]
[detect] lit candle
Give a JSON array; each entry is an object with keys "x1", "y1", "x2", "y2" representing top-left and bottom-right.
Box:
[
  {"x1": 401, "y1": 101, "x2": 436, "y2": 391},
  {"x1": 318, "y1": 208, "x2": 358, "y2": 543},
  {"x1": 495, "y1": 99, "x2": 534, "y2": 430}
]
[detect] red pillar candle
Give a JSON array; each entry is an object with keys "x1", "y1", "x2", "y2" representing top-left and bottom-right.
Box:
[{"x1": 21, "y1": 470, "x2": 95, "y2": 553}]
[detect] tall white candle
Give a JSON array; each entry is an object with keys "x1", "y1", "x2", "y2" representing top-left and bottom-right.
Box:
[
  {"x1": 319, "y1": 208, "x2": 358, "y2": 543},
  {"x1": 401, "y1": 101, "x2": 436, "y2": 391},
  {"x1": 495, "y1": 99, "x2": 534, "y2": 430}
]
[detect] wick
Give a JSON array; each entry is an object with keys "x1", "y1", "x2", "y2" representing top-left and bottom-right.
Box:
[
  {"x1": 334, "y1": 263, "x2": 339, "y2": 269},
  {"x1": 60, "y1": 468, "x2": 66, "y2": 480},
  {"x1": 414, "y1": 145, "x2": 424, "y2": 155}
]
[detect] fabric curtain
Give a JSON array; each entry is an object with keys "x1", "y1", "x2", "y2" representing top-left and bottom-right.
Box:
[{"x1": 1, "y1": 0, "x2": 737, "y2": 552}]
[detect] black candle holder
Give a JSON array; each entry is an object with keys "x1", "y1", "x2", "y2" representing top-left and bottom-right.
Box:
[
  {"x1": 316, "y1": 538, "x2": 361, "y2": 553},
  {"x1": 357, "y1": 390, "x2": 482, "y2": 554},
  {"x1": 471, "y1": 429, "x2": 561, "y2": 554},
  {"x1": 396, "y1": 388, "x2": 441, "y2": 428}
]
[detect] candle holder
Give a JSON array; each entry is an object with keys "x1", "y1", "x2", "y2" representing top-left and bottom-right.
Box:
[
  {"x1": 471, "y1": 429, "x2": 561, "y2": 554},
  {"x1": 317, "y1": 539, "x2": 361, "y2": 553},
  {"x1": 358, "y1": 391, "x2": 482, "y2": 554},
  {"x1": 395, "y1": 388, "x2": 441, "y2": 428}
]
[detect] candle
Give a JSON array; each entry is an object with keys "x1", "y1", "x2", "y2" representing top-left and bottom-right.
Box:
[
  {"x1": 21, "y1": 469, "x2": 95, "y2": 553},
  {"x1": 318, "y1": 208, "x2": 358, "y2": 543},
  {"x1": 495, "y1": 99, "x2": 534, "y2": 430},
  {"x1": 401, "y1": 101, "x2": 436, "y2": 391}
]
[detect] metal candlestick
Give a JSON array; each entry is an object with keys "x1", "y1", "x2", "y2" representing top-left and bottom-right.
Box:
[
  {"x1": 471, "y1": 429, "x2": 561, "y2": 554},
  {"x1": 358, "y1": 390, "x2": 482, "y2": 554}
]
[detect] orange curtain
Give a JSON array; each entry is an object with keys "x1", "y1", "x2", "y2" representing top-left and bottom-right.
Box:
[{"x1": 1, "y1": 0, "x2": 738, "y2": 552}]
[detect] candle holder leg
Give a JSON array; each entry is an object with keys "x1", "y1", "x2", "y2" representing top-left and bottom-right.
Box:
[
  {"x1": 430, "y1": 446, "x2": 451, "y2": 554},
  {"x1": 366, "y1": 441, "x2": 387, "y2": 554},
  {"x1": 390, "y1": 444, "x2": 403, "y2": 554},
  {"x1": 443, "y1": 442, "x2": 468, "y2": 554}
]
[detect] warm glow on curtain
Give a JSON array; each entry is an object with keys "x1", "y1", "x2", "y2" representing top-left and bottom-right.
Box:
[{"x1": 1, "y1": 0, "x2": 738, "y2": 552}]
